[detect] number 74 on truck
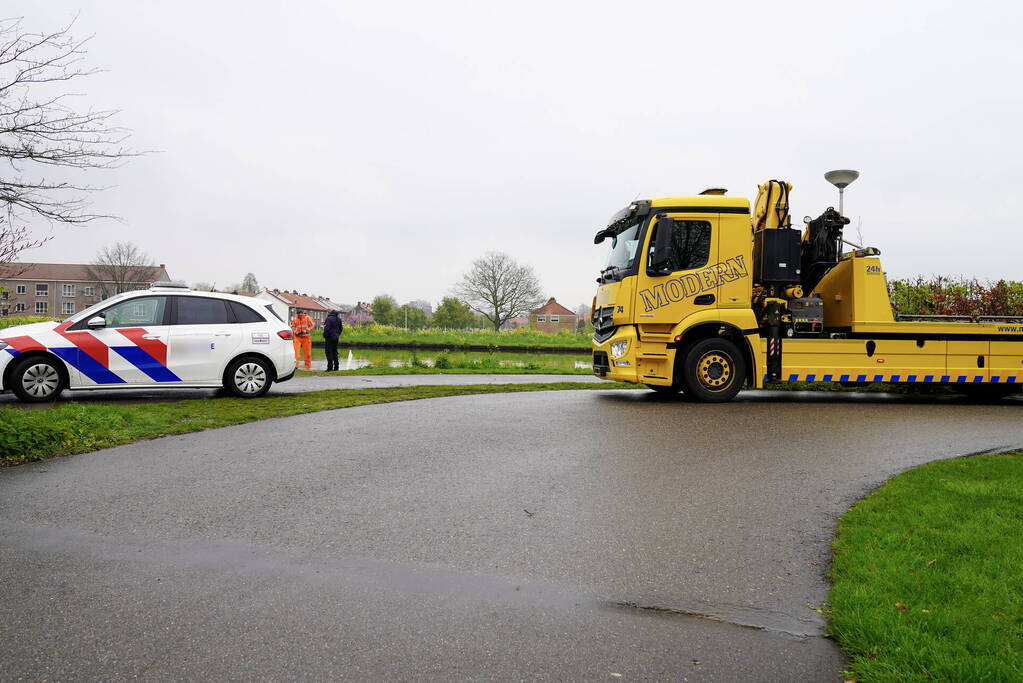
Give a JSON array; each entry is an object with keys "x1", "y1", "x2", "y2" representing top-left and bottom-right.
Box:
[{"x1": 590, "y1": 176, "x2": 1023, "y2": 402}]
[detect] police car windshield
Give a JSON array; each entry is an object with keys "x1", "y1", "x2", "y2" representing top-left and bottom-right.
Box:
[
  {"x1": 68, "y1": 292, "x2": 133, "y2": 322},
  {"x1": 602, "y1": 217, "x2": 643, "y2": 276}
]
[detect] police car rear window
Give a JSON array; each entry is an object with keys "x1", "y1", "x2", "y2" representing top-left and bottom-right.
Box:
[
  {"x1": 177, "y1": 297, "x2": 230, "y2": 325},
  {"x1": 264, "y1": 304, "x2": 284, "y2": 322},
  {"x1": 229, "y1": 301, "x2": 265, "y2": 323}
]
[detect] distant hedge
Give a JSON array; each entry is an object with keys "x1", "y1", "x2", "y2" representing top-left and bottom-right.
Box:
[
  {"x1": 0, "y1": 316, "x2": 59, "y2": 331},
  {"x1": 888, "y1": 276, "x2": 1023, "y2": 318}
]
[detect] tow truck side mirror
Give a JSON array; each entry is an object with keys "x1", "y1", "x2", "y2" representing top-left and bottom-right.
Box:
[
  {"x1": 647, "y1": 217, "x2": 675, "y2": 275},
  {"x1": 87, "y1": 316, "x2": 106, "y2": 329}
]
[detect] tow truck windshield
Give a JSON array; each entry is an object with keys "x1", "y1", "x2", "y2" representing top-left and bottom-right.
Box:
[{"x1": 600, "y1": 216, "x2": 643, "y2": 282}]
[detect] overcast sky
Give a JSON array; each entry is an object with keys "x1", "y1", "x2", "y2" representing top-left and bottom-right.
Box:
[{"x1": 8, "y1": 0, "x2": 1023, "y2": 311}]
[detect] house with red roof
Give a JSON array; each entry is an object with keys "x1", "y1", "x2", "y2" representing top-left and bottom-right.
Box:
[
  {"x1": 256, "y1": 289, "x2": 331, "y2": 327},
  {"x1": 529, "y1": 298, "x2": 576, "y2": 334}
]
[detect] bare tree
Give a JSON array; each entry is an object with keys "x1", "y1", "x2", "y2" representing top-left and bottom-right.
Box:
[
  {"x1": 86, "y1": 242, "x2": 158, "y2": 297},
  {"x1": 0, "y1": 16, "x2": 136, "y2": 266},
  {"x1": 0, "y1": 216, "x2": 43, "y2": 277},
  {"x1": 453, "y1": 252, "x2": 545, "y2": 331},
  {"x1": 241, "y1": 272, "x2": 259, "y2": 293}
]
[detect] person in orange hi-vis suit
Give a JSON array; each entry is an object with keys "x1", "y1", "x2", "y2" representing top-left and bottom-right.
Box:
[{"x1": 291, "y1": 309, "x2": 315, "y2": 370}]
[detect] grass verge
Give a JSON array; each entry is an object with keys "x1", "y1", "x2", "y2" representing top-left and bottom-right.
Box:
[
  {"x1": 315, "y1": 324, "x2": 591, "y2": 349},
  {"x1": 0, "y1": 381, "x2": 634, "y2": 467},
  {"x1": 299, "y1": 366, "x2": 590, "y2": 377},
  {"x1": 829, "y1": 453, "x2": 1023, "y2": 681}
]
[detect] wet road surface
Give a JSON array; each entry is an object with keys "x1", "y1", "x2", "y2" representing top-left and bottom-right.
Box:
[{"x1": 1, "y1": 388, "x2": 1021, "y2": 680}]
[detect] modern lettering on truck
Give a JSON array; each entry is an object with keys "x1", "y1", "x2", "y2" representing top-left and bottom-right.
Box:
[{"x1": 638, "y1": 255, "x2": 749, "y2": 312}]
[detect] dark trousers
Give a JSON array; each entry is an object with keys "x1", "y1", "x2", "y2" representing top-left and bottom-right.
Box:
[{"x1": 324, "y1": 336, "x2": 339, "y2": 371}]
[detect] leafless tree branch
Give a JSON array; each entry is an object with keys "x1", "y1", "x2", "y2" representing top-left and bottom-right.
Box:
[
  {"x1": 453, "y1": 252, "x2": 545, "y2": 331},
  {"x1": 0, "y1": 16, "x2": 137, "y2": 265},
  {"x1": 85, "y1": 241, "x2": 157, "y2": 298}
]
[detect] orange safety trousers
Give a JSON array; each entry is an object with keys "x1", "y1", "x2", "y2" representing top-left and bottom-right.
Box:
[{"x1": 294, "y1": 335, "x2": 312, "y2": 369}]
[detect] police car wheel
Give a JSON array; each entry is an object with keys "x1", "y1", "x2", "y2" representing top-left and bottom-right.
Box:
[
  {"x1": 11, "y1": 356, "x2": 65, "y2": 403},
  {"x1": 680, "y1": 338, "x2": 746, "y2": 403},
  {"x1": 225, "y1": 357, "x2": 272, "y2": 398}
]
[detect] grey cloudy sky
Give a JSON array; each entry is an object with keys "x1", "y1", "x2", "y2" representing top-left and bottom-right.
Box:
[{"x1": 9, "y1": 0, "x2": 1023, "y2": 311}]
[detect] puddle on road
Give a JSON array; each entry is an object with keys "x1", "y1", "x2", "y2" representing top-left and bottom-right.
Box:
[{"x1": 603, "y1": 599, "x2": 825, "y2": 640}]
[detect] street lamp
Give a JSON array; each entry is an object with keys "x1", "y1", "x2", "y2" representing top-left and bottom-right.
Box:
[{"x1": 824, "y1": 169, "x2": 859, "y2": 216}]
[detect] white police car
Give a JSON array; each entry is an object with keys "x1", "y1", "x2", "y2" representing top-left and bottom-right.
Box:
[{"x1": 0, "y1": 283, "x2": 297, "y2": 402}]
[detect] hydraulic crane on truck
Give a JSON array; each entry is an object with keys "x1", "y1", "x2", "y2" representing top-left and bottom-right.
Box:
[{"x1": 590, "y1": 173, "x2": 1023, "y2": 402}]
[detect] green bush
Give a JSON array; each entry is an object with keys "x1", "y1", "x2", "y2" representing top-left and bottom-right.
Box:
[
  {"x1": 889, "y1": 276, "x2": 1023, "y2": 318},
  {"x1": 0, "y1": 316, "x2": 60, "y2": 330}
]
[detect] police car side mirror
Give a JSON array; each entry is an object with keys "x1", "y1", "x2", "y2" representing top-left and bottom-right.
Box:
[
  {"x1": 87, "y1": 316, "x2": 106, "y2": 329},
  {"x1": 647, "y1": 217, "x2": 675, "y2": 276}
]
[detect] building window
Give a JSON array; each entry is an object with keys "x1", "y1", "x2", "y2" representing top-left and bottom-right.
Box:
[
  {"x1": 1, "y1": 290, "x2": 7, "y2": 299},
  {"x1": 84, "y1": 286, "x2": 96, "y2": 297},
  {"x1": 550, "y1": 315, "x2": 559, "y2": 323},
  {"x1": 16, "y1": 284, "x2": 25, "y2": 294},
  {"x1": 62, "y1": 302, "x2": 75, "y2": 315},
  {"x1": 63, "y1": 284, "x2": 75, "y2": 296},
  {"x1": 1, "y1": 308, "x2": 7, "y2": 317},
  {"x1": 15, "y1": 303, "x2": 25, "y2": 312},
  {"x1": 36, "y1": 283, "x2": 48, "y2": 296},
  {"x1": 537, "y1": 315, "x2": 546, "y2": 322},
  {"x1": 36, "y1": 301, "x2": 48, "y2": 314}
]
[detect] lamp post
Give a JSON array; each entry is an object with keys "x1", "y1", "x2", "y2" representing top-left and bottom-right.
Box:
[{"x1": 824, "y1": 169, "x2": 859, "y2": 216}]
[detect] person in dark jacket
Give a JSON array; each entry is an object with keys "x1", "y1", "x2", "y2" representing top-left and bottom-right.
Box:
[{"x1": 322, "y1": 310, "x2": 344, "y2": 371}]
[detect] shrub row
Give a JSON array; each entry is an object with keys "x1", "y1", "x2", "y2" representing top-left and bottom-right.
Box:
[
  {"x1": 889, "y1": 276, "x2": 1023, "y2": 318},
  {"x1": 0, "y1": 316, "x2": 60, "y2": 330}
]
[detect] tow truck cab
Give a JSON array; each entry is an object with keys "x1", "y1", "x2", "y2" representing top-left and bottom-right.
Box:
[{"x1": 592, "y1": 195, "x2": 757, "y2": 391}]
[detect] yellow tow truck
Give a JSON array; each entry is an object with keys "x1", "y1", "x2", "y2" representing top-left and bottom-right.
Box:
[{"x1": 591, "y1": 176, "x2": 1023, "y2": 402}]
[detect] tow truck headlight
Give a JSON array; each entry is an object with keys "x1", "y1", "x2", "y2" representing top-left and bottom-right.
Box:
[{"x1": 610, "y1": 340, "x2": 628, "y2": 358}]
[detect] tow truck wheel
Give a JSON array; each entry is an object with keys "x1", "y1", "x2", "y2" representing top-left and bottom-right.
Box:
[
  {"x1": 680, "y1": 338, "x2": 746, "y2": 403},
  {"x1": 10, "y1": 355, "x2": 65, "y2": 403}
]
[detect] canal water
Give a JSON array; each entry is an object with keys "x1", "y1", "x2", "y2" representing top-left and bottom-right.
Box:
[{"x1": 303, "y1": 347, "x2": 590, "y2": 371}]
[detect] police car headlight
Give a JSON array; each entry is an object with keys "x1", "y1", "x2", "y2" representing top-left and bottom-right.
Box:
[
  {"x1": 610, "y1": 340, "x2": 628, "y2": 358},
  {"x1": 0, "y1": 341, "x2": 7, "y2": 351}
]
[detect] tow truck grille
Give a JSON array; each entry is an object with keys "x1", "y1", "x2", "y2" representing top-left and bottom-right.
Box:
[{"x1": 593, "y1": 306, "x2": 615, "y2": 342}]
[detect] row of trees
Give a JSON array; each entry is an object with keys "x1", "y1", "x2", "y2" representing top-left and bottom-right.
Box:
[
  {"x1": 369, "y1": 294, "x2": 479, "y2": 331},
  {"x1": 369, "y1": 252, "x2": 550, "y2": 331}
]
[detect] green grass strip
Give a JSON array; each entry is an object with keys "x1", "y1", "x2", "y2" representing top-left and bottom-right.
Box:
[
  {"x1": 829, "y1": 453, "x2": 1023, "y2": 682},
  {"x1": 298, "y1": 366, "x2": 591, "y2": 377},
  {"x1": 310, "y1": 324, "x2": 591, "y2": 348},
  {"x1": 0, "y1": 382, "x2": 634, "y2": 467}
]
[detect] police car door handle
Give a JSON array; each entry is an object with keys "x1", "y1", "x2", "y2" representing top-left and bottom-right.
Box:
[
  {"x1": 214, "y1": 332, "x2": 232, "y2": 336},
  {"x1": 141, "y1": 334, "x2": 162, "y2": 340}
]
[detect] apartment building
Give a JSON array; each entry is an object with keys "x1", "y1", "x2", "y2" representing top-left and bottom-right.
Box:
[{"x1": 0, "y1": 262, "x2": 171, "y2": 318}]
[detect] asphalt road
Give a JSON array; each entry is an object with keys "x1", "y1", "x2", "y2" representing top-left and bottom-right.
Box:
[{"x1": 2, "y1": 388, "x2": 1022, "y2": 680}]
